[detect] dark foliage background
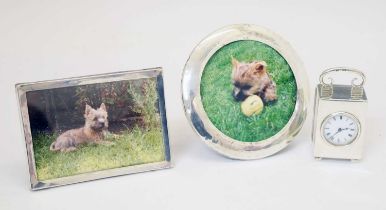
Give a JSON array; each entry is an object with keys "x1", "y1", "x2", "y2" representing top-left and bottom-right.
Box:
[{"x1": 26, "y1": 78, "x2": 160, "y2": 135}]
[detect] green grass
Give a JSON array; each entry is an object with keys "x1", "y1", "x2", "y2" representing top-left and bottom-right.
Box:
[
  {"x1": 200, "y1": 40, "x2": 297, "y2": 142},
  {"x1": 32, "y1": 128, "x2": 166, "y2": 181}
]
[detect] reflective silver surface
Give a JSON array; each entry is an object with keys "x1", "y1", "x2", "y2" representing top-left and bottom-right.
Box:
[
  {"x1": 182, "y1": 24, "x2": 310, "y2": 160},
  {"x1": 312, "y1": 67, "x2": 368, "y2": 160},
  {"x1": 16, "y1": 68, "x2": 172, "y2": 190}
]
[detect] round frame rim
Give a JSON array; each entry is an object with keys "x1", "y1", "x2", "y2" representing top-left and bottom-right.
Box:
[
  {"x1": 320, "y1": 111, "x2": 361, "y2": 147},
  {"x1": 181, "y1": 24, "x2": 310, "y2": 160}
]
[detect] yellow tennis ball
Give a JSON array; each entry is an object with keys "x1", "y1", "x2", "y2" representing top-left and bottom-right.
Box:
[{"x1": 241, "y1": 95, "x2": 264, "y2": 117}]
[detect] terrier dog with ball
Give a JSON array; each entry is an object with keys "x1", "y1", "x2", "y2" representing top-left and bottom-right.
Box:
[{"x1": 231, "y1": 58, "x2": 277, "y2": 117}]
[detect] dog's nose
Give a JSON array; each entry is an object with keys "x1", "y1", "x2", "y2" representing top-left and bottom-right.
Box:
[
  {"x1": 97, "y1": 119, "x2": 105, "y2": 127},
  {"x1": 233, "y1": 91, "x2": 246, "y2": 101}
]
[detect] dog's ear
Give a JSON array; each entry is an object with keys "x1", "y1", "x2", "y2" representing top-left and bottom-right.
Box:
[
  {"x1": 85, "y1": 104, "x2": 93, "y2": 116},
  {"x1": 231, "y1": 57, "x2": 239, "y2": 70},
  {"x1": 99, "y1": 103, "x2": 107, "y2": 112},
  {"x1": 253, "y1": 61, "x2": 267, "y2": 74}
]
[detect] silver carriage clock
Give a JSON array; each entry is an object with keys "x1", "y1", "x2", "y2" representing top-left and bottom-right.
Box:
[{"x1": 312, "y1": 67, "x2": 367, "y2": 161}]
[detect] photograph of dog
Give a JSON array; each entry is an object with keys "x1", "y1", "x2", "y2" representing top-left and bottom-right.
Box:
[
  {"x1": 25, "y1": 78, "x2": 167, "y2": 181},
  {"x1": 50, "y1": 103, "x2": 112, "y2": 152},
  {"x1": 231, "y1": 58, "x2": 277, "y2": 103},
  {"x1": 200, "y1": 40, "x2": 297, "y2": 142}
]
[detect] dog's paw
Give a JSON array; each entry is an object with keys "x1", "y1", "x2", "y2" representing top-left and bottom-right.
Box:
[{"x1": 61, "y1": 147, "x2": 77, "y2": 152}]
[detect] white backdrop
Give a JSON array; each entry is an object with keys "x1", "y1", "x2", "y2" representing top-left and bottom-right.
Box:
[{"x1": 1, "y1": 0, "x2": 385, "y2": 209}]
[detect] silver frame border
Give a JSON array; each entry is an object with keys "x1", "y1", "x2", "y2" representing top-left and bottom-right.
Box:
[
  {"x1": 181, "y1": 24, "x2": 310, "y2": 160},
  {"x1": 320, "y1": 111, "x2": 361, "y2": 147},
  {"x1": 16, "y1": 67, "x2": 172, "y2": 190}
]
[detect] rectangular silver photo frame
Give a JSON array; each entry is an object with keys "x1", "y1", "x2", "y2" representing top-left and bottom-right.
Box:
[{"x1": 16, "y1": 68, "x2": 171, "y2": 190}]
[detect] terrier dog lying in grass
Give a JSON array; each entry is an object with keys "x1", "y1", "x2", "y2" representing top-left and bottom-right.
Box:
[
  {"x1": 231, "y1": 58, "x2": 277, "y2": 103},
  {"x1": 50, "y1": 103, "x2": 114, "y2": 152}
]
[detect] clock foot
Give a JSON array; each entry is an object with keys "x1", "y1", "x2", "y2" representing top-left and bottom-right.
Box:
[{"x1": 314, "y1": 157, "x2": 323, "y2": 160}]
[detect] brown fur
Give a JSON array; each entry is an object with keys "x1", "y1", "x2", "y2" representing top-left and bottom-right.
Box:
[
  {"x1": 231, "y1": 58, "x2": 277, "y2": 103},
  {"x1": 50, "y1": 103, "x2": 113, "y2": 152}
]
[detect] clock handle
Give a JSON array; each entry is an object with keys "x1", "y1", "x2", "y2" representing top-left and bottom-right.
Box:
[{"x1": 319, "y1": 67, "x2": 366, "y2": 99}]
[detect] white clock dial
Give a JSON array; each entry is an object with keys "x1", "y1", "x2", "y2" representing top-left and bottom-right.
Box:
[{"x1": 321, "y1": 112, "x2": 360, "y2": 146}]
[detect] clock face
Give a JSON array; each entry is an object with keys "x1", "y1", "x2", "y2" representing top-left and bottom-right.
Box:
[{"x1": 321, "y1": 112, "x2": 360, "y2": 146}]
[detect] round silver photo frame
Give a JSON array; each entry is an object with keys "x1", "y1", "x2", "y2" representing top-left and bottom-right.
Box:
[{"x1": 182, "y1": 24, "x2": 309, "y2": 160}]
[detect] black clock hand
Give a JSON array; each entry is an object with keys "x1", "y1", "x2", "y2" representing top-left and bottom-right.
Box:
[
  {"x1": 330, "y1": 129, "x2": 341, "y2": 138},
  {"x1": 331, "y1": 127, "x2": 348, "y2": 138}
]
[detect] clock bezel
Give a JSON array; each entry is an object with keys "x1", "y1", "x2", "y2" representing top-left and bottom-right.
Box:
[{"x1": 320, "y1": 111, "x2": 361, "y2": 147}]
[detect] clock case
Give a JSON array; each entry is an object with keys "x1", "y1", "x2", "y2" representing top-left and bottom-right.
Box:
[{"x1": 312, "y1": 75, "x2": 367, "y2": 160}]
